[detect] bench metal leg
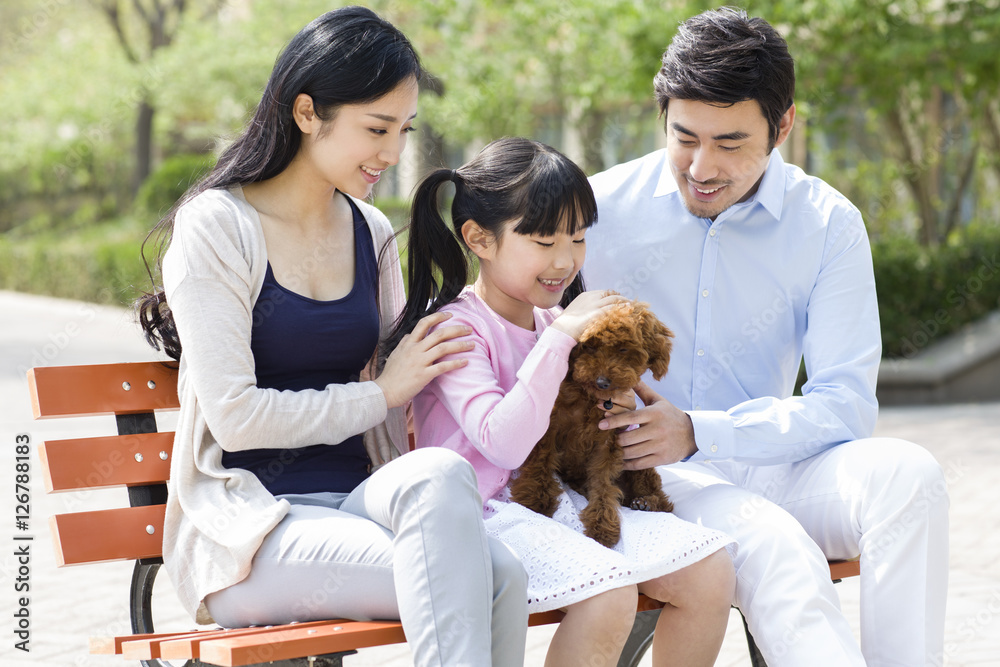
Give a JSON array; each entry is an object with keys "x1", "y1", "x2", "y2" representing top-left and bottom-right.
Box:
[
  {"x1": 616, "y1": 606, "x2": 772, "y2": 667},
  {"x1": 616, "y1": 609, "x2": 660, "y2": 667},
  {"x1": 219, "y1": 656, "x2": 355, "y2": 666},
  {"x1": 741, "y1": 610, "x2": 767, "y2": 667}
]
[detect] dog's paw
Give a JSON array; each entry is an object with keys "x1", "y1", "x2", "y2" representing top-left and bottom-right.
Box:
[
  {"x1": 582, "y1": 503, "x2": 622, "y2": 548},
  {"x1": 630, "y1": 494, "x2": 673, "y2": 513},
  {"x1": 630, "y1": 496, "x2": 652, "y2": 511},
  {"x1": 585, "y1": 522, "x2": 621, "y2": 549}
]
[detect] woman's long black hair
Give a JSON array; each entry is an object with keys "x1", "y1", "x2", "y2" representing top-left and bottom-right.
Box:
[
  {"x1": 136, "y1": 6, "x2": 421, "y2": 360},
  {"x1": 382, "y1": 137, "x2": 597, "y2": 360}
]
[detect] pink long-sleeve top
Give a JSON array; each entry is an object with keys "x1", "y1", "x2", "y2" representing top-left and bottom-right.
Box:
[{"x1": 412, "y1": 287, "x2": 577, "y2": 505}]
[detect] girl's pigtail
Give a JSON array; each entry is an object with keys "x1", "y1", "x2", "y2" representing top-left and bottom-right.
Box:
[{"x1": 383, "y1": 169, "x2": 470, "y2": 359}]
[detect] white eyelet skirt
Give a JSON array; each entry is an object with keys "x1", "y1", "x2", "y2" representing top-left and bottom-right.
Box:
[{"x1": 484, "y1": 485, "x2": 737, "y2": 613}]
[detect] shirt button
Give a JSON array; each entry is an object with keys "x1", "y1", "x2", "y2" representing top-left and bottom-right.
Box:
[
  {"x1": 711, "y1": 445, "x2": 718, "y2": 453},
  {"x1": 701, "y1": 289, "x2": 709, "y2": 297},
  {"x1": 697, "y1": 349, "x2": 705, "y2": 356},
  {"x1": 709, "y1": 229, "x2": 717, "y2": 237}
]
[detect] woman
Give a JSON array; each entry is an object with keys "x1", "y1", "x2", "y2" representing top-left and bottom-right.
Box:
[{"x1": 135, "y1": 8, "x2": 527, "y2": 666}]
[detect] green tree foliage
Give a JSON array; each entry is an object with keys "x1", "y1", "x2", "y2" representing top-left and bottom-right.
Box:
[
  {"x1": 396, "y1": 0, "x2": 694, "y2": 173},
  {"x1": 2, "y1": 0, "x2": 998, "y2": 246},
  {"x1": 0, "y1": 2, "x2": 136, "y2": 232},
  {"x1": 769, "y1": 0, "x2": 1000, "y2": 245},
  {"x1": 89, "y1": 0, "x2": 226, "y2": 194},
  {"x1": 3, "y1": 0, "x2": 999, "y2": 355}
]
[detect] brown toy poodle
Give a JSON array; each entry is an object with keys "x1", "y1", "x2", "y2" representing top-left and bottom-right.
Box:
[{"x1": 510, "y1": 298, "x2": 675, "y2": 548}]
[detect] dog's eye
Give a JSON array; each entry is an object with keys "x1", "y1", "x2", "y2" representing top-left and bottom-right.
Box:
[{"x1": 618, "y1": 348, "x2": 630, "y2": 355}]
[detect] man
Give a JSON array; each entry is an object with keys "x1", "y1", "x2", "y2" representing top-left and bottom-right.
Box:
[{"x1": 586, "y1": 8, "x2": 948, "y2": 666}]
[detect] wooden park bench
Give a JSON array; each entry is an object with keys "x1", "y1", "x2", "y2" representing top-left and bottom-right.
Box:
[{"x1": 28, "y1": 360, "x2": 860, "y2": 667}]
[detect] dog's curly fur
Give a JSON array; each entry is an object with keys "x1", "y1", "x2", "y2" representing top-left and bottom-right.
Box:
[{"x1": 510, "y1": 298, "x2": 675, "y2": 548}]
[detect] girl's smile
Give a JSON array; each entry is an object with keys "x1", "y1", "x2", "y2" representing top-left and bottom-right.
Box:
[
  {"x1": 468, "y1": 219, "x2": 587, "y2": 330},
  {"x1": 539, "y1": 277, "x2": 571, "y2": 292}
]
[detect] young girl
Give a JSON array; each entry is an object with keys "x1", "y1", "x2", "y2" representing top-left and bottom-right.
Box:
[
  {"x1": 134, "y1": 9, "x2": 527, "y2": 665},
  {"x1": 388, "y1": 137, "x2": 737, "y2": 666}
]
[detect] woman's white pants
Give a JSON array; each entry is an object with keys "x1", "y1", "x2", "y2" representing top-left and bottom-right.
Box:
[{"x1": 206, "y1": 448, "x2": 528, "y2": 667}]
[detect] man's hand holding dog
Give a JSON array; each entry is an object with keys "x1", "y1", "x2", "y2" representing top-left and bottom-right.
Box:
[{"x1": 598, "y1": 381, "x2": 697, "y2": 469}]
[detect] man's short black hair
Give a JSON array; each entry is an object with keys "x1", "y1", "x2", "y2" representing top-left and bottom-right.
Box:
[{"x1": 654, "y1": 7, "x2": 795, "y2": 150}]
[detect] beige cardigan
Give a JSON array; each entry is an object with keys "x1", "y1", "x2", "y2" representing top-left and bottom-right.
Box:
[{"x1": 161, "y1": 186, "x2": 407, "y2": 623}]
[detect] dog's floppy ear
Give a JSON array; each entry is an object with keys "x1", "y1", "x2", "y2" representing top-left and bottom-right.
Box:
[{"x1": 639, "y1": 306, "x2": 674, "y2": 381}]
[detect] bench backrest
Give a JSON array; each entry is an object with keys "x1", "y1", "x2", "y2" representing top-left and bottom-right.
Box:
[{"x1": 28, "y1": 361, "x2": 179, "y2": 567}]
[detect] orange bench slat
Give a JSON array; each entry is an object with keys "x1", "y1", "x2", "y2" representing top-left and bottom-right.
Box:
[
  {"x1": 28, "y1": 361, "x2": 179, "y2": 419},
  {"x1": 160, "y1": 625, "x2": 329, "y2": 661},
  {"x1": 199, "y1": 620, "x2": 409, "y2": 666},
  {"x1": 121, "y1": 625, "x2": 325, "y2": 661},
  {"x1": 829, "y1": 559, "x2": 860, "y2": 580},
  {"x1": 50, "y1": 505, "x2": 165, "y2": 566},
  {"x1": 122, "y1": 630, "x2": 204, "y2": 661},
  {"x1": 38, "y1": 433, "x2": 173, "y2": 492},
  {"x1": 90, "y1": 631, "x2": 191, "y2": 656},
  {"x1": 157, "y1": 621, "x2": 339, "y2": 661}
]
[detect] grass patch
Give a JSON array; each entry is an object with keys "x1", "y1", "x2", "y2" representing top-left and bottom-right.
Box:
[{"x1": 0, "y1": 217, "x2": 151, "y2": 307}]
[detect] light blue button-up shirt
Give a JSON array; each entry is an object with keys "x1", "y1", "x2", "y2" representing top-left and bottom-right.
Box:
[{"x1": 585, "y1": 149, "x2": 881, "y2": 465}]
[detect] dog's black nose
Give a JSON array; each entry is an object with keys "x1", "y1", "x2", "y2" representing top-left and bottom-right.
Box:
[{"x1": 596, "y1": 376, "x2": 612, "y2": 390}]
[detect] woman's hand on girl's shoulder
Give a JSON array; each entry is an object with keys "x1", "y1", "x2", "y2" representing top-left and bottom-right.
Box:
[
  {"x1": 549, "y1": 290, "x2": 627, "y2": 341},
  {"x1": 375, "y1": 311, "x2": 474, "y2": 409}
]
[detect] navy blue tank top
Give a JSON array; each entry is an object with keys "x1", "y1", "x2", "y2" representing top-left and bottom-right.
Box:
[{"x1": 223, "y1": 198, "x2": 380, "y2": 494}]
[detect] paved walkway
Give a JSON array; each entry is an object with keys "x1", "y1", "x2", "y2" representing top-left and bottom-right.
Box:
[{"x1": 1, "y1": 290, "x2": 998, "y2": 666}]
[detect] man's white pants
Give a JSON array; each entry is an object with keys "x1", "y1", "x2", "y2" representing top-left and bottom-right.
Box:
[{"x1": 657, "y1": 437, "x2": 949, "y2": 666}]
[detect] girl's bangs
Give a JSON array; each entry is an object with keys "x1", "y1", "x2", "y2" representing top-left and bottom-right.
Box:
[{"x1": 512, "y1": 163, "x2": 597, "y2": 237}]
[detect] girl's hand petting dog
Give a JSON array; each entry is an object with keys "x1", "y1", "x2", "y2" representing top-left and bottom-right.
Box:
[{"x1": 551, "y1": 290, "x2": 628, "y2": 341}]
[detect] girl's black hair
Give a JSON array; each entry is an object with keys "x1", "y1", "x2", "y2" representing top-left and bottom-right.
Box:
[
  {"x1": 136, "y1": 6, "x2": 421, "y2": 360},
  {"x1": 654, "y1": 7, "x2": 795, "y2": 151},
  {"x1": 382, "y1": 137, "x2": 597, "y2": 360}
]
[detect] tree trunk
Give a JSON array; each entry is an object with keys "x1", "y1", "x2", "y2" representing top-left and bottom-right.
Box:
[
  {"x1": 580, "y1": 110, "x2": 607, "y2": 175},
  {"x1": 985, "y1": 100, "x2": 1000, "y2": 185},
  {"x1": 942, "y1": 144, "x2": 978, "y2": 239},
  {"x1": 134, "y1": 99, "x2": 154, "y2": 196},
  {"x1": 885, "y1": 103, "x2": 939, "y2": 246}
]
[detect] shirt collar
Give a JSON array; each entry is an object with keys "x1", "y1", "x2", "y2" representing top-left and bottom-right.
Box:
[
  {"x1": 653, "y1": 150, "x2": 679, "y2": 198},
  {"x1": 651, "y1": 147, "x2": 786, "y2": 223},
  {"x1": 755, "y1": 149, "x2": 785, "y2": 222}
]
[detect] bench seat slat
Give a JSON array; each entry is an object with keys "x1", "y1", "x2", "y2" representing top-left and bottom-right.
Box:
[
  {"x1": 200, "y1": 620, "x2": 409, "y2": 666},
  {"x1": 122, "y1": 625, "x2": 331, "y2": 661},
  {"x1": 829, "y1": 559, "x2": 860, "y2": 580},
  {"x1": 39, "y1": 433, "x2": 173, "y2": 492},
  {"x1": 102, "y1": 602, "x2": 639, "y2": 662},
  {"x1": 157, "y1": 622, "x2": 341, "y2": 661},
  {"x1": 50, "y1": 506, "x2": 165, "y2": 566},
  {"x1": 120, "y1": 620, "x2": 342, "y2": 660},
  {"x1": 90, "y1": 631, "x2": 191, "y2": 656},
  {"x1": 28, "y1": 361, "x2": 179, "y2": 419}
]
